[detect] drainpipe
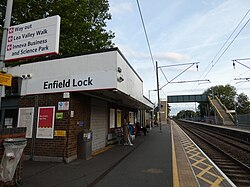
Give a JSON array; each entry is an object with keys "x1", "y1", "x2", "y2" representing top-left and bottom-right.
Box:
[{"x1": 30, "y1": 95, "x2": 38, "y2": 160}]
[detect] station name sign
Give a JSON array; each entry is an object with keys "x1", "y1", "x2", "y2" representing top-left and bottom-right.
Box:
[
  {"x1": 5, "y1": 15, "x2": 61, "y2": 62},
  {"x1": 25, "y1": 71, "x2": 116, "y2": 95},
  {"x1": 43, "y1": 77, "x2": 93, "y2": 90}
]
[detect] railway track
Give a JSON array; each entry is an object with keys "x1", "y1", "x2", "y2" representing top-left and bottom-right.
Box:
[{"x1": 176, "y1": 120, "x2": 250, "y2": 187}]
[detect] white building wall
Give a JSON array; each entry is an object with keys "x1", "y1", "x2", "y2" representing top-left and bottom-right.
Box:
[
  {"x1": 7, "y1": 49, "x2": 153, "y2": 109},
  {"x1": 7, "y1": 51, "x2": 117, "y2": 95},
  {"x1": 90, "y1": 98, "x2": 108, "y2": 152},
  {"x1": 116, "y1": 53, "x2": 144, "y2": 103}
]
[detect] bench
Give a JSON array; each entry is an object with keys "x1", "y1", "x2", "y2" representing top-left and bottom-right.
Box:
[
  {"x1": 107, "y1": 128, "x2": 124, "y2": 145},
  {"x1": 114, "y1": 128, "x2": 124, "y2": 145}
]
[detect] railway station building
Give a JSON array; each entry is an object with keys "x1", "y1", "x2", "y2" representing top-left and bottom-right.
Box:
[{"x1": 0, "y1": 48, "x2": 154, "y2": 163}]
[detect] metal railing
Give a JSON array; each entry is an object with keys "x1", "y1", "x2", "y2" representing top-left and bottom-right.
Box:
[
  {"x1": 208, "y1": 96, "x2": 224, "y2": 124},
  {"x1": 215, "y1": 96, "x2": 235, "y2": 122}
]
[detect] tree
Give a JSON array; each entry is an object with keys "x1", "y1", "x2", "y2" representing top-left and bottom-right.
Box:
[
  {"x1": 203, "y1": 84, "x2": 236, "y2": 110},
  {"x1": 0, "y1": 0, "x2": 115, "y2": 60},
  {"x1": 199, "y1": 84, "x2": 250, "y2": 116},
  {"x1": 176, "y1": 110, "x2": 196, "y2": 119},
  {"x1": 236, "y1": 93, "x2": 250, "y2": 114}
]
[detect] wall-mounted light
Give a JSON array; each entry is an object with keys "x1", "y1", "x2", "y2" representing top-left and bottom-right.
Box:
[
  {"x1": 21, "y1": 74, "x2": 32, "y2": 79},
  {"x1": 117, "y1": 76, "x2": 124, "y2": 82},
  {"x1": 1, "y1": 67, "x2": 8, "y2": 73},
  {"x1": 21, "y1": 74, "x2": 27, "y2": 79},
  {"x1": 117, "y1": 67, "x2": 122, "y2": 73},
  {"x1": 117, "y1": 67, "x2": 124, "y2": 82},
  {"x1": 112, "y1": 89, "x2": 118, "y2": 93},
  {"x1": 27, "y1": 74, "x2": 32, "y2": 78}
]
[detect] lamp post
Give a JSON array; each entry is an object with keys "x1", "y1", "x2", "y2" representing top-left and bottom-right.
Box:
[
  {"x1": 155, "y1": 61, "x2": 203, "y2": 132},
  {"x1": 156, "y1": 61, "x2": 162, "y2": 132}
]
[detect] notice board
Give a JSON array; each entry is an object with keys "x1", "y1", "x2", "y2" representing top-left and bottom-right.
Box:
[{"x1": 36, "y1": 106, "x2": 55, "y2": 139}]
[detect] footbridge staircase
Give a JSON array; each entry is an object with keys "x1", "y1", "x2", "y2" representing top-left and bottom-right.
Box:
[{"x1": 208, "y1": 96, "x2": 235, "y2": 125}]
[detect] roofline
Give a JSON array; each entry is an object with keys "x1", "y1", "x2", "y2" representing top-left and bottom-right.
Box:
[
  {"x1": 143, "y1": 95, "x2": 154, "y2": 105},
  {"x1": 7, "y1": 47, "x2": 119, "y2": 66},
  {"x1": 8, "y1": 47, "x2": 144, "y2": 83},
  {"x1": 115, "y1": 48, "x2": 143, "y2": 82}
]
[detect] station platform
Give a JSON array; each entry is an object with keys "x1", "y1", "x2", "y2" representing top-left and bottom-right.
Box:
[
  {"x1": 171, "y1": 120, "x2": 236, "y2": 187},
  {"x1": 20, "y1": 121, "x2": 237, "y2": 187}
]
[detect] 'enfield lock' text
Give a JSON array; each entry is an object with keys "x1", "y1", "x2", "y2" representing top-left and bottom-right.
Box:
[{"x1": 43, "y1": 77, "x2": 93, "y2": 90}]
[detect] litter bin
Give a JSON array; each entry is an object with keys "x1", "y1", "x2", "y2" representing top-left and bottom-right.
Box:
[
  {"x1": 0, "y1": 138, "x2": 27, "y2": 182},
  {"x1": 83, "y1": 130, "x2": 92, "y2": 160}
]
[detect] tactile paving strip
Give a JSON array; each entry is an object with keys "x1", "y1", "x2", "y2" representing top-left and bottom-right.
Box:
[{"x1": 173, "y1": 122, "x2": 234, "y2": 187}]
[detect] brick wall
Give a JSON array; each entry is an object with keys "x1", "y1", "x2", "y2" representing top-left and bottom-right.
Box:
[
  {"x1": 19, "y1": 94, "x2": 68, "y2": 159},
  {"x1": 19, "y1": 92, "x2": 91, "y2": 161},
  {"x1": 68, "y1": 93, "x2": 90, "y2": 158}
]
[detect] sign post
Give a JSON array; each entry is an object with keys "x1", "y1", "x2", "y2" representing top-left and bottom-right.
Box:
[
  {"x1": 4, "y1": 15, "x2": 61, "y2": 62},
  {"x1": 0, "y1": 0, "x2": 13, "y2": 126},
  {"x1": 0, "y1": 73, "x2": 12, "y2": 87},
  {"x1": 0, "y1": 13, "x2": 60, "y2": 126}
]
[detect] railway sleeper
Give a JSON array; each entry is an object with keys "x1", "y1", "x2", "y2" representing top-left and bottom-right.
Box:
[
  {"x1": 226, "y1": 173, "x2": 250, "y2": 178},
  {"x1": 231, "y1": 179, "x2": 250, "y2": 186},
  {"x1": 222, "y1": 169, "x2": 248, "y2": 174},
  {"x1": 213, "y1": 160, "x2": 237, "y2": 165}
]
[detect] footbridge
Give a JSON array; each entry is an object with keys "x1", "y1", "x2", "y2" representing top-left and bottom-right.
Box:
[{"x1": 167, "y1": 94, "x2": 235, "y2": 125}]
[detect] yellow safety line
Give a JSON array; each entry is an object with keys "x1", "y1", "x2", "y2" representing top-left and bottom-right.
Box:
[
  {"x1": 92, "y1": 145, "x2": 115, "y2": 156},
  {"x1": 181, "y1": 130, "x2": 225, "y2": 186},
  {"x1": 171, "y1": 122, "x2": 180, "y2": 187}
]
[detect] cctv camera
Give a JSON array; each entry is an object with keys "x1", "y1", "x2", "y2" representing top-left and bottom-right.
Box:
[
  {"x1": 21, "y1": 74, "x2": 27, "y2": 79},
  {"x1": 117, "y1": 77, "x2": 124, "y2": 82},
  {"x1": 1, "y1": 67, "x2": 8, "y2": 73},
  {"x1": 117, "y1": 67, "x2": 122, "y2": 73},
  {"x1": 117, "y1": 74, "x2": 124, "y2": 82},
  {"x1": 27, "y1": 74, "x2": 32, "y2": 78}
]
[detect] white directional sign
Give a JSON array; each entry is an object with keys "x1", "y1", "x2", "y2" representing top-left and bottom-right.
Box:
[{"x1": 4, "y1": 15, "x2": 61, "y2": 62}]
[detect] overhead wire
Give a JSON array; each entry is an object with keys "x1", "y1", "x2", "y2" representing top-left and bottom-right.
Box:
[
  {"x1": 230, "y1": 58, "x2": 250, "y2": 88},
  {"x1": 136, "y1": 0, "x2": 155, "y2": 71},
  {"x1": 234, "y1": 60, "x2": 250, "y2": 70},
  {"x1": 228, "y1": 69, "x2": 250, "y2": 85},
  {"x1": 201, "y1": 9, "x2": 250, "y2": 79},
  {"x1": 159, "y1": 68, "x2": 169, "y2": 83},
  {"x1": 135, "y1": 0, "x2": 168, "y2": 99},
  {"x1": 203, "y1": 17, "x2": 250, "y2": 78},
  {"x1": 191, "y1": 8, "x2": 250, "y2": 92},
  {"x1": 160, "y1": 63, "x2": 196, "y2": 90}
]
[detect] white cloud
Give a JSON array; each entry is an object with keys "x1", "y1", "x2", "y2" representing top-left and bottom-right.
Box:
[
  {"x1": 154, "y1": 0, "x2": 250, "y2": 53},
  {"x1": 117, "y1": 45, "x2": 149, "y2": 60},
  {"x1": 109, "y1": 2, "x2": 133, "y2": 16},
  {"x1": 155, "y1": 52, "x2": 191, "y2": 63},
  {"x1": 117, "y1": 46, "x2": 191, "y2": 64},
  {"x1": 108, "y1": 0, "x2": 250, "y2": 103}
]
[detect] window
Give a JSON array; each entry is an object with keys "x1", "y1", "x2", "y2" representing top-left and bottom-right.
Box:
[
  {"x1": 129, "y1": 111, "x2": 134, "y2": 124},
  {"x1": 5, "y1": 77, "x2": 22, "y2": 96},
  {"x1": 117, "y1": 110, "x2": 122, "y2": 127},
  {"x1": 109, "y1": 108, "x2": 115, "y2": 128}
]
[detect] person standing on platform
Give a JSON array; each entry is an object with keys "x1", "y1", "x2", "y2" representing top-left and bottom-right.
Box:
[
  {"x1": 123, "y1": 114, "x2": 133, "y2": 146},
  {"x1": 129, "y1": 123, "x2": 135, "y2": 142}
]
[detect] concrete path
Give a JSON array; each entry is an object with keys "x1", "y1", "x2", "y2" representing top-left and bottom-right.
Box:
[{"x1": 20, "y1": 125, "x2": 172, "y2": 187}]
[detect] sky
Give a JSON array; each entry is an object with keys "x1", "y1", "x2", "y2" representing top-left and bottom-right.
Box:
[{"x1": 106, "y1": 0, "x2": 250, "y2": 115}]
